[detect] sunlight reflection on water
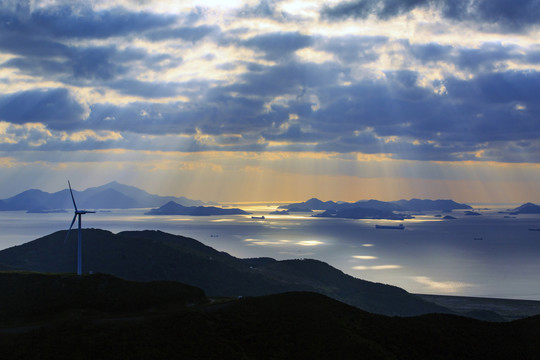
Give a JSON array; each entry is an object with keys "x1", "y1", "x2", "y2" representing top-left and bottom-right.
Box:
[{"x1": 1, "y1": 204, "x2": 540, "y2": 300}]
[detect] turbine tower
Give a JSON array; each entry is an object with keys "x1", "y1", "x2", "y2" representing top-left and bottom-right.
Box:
[{"x1": 64, "y1": 181, "x2": 95, "y2": 275}]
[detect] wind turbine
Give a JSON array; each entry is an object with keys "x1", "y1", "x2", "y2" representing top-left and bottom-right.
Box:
[{"x1": 64, "y1": 181, "x2": 95, "y2": 275}]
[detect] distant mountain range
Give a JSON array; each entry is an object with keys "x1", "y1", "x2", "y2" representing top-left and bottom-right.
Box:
[
  {"x1": 279, "y1": 198, "x2": 472, "y2": 220},
  {"x1": 0, "y1": 229, "x2": 448, "y2": 317},
  {"x1": 0, "y1": 181, "x2": 212, "y2": 211},
  {"x1": 146, "y1": 201, "x2": 250, "y2": 216}
]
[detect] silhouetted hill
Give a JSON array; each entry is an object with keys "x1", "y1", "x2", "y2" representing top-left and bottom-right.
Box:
[
  {"x1": 1, "y1": 289, "x2": 539, "y2": 359},
  {"x1": 255, "y1": 259, "x2": 442, "y2": 315},
  {"x1": 0, "y1": 272, "x2": 205, "y2": 322},
  {"x1": 145, "y1": 201, "x2": 250, "y2": 216},
  {"x1": 278, "y1": 197, "x2": 338, "y2": 210},
  {"x1": 510, "y1": 202, "x2": 540, "y2": 214},
  {"x1": 0, "y1": 181, "x2": 210, "y2": 211},
  {"x1": 0, "y1": 229, "x2": 447, "y2": 316}
]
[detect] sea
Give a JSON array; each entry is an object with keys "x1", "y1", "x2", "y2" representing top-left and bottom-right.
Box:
[{"x1": 1, "y1": 203, "x2": 539, "y2": 300}]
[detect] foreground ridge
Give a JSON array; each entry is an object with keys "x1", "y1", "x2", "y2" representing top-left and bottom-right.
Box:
[{"x1": 1, "y1": 273, "x2": 539, "y2": 360}]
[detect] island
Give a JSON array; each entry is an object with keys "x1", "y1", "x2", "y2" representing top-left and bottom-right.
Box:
[
  {"x1": 145, "y1": 201, "x2": 250, "y2": 216},
  {"x1": 508, "y1": 202, "x2": 540, "y2": 214},
  {"x1": 279, "y1": 197, "x2": 470, "y2": 220},
  {"x1": 313, "y1": 207, "x2": 411, "y2": 220},
  {"x1": 279, "y1": 197, "x2": 471, "y2": 212}
]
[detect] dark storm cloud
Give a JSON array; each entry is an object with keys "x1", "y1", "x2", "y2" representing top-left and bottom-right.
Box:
[
  {"x1": 262, "y1": 123, "x2": 329, "y2": 143},
  {"x1": 1, "y1": 38, "x2": 181, "y2": 94},
  {"x1": 316, "y1": 35, "x2": 388, "y2": 64},
  {"x1": 409, "y1": 42, "x2": 536, "y2": 72},
  {"x1": 321, "y1": 0, "x2": 431, "y2": 21},
  {"x1": 108, "y1": 79, "x2": 182, "y2": 98},
  {"x1": 0, "y1": 5, "x2": 176, "y2": 39},
  {"x1": 238, "y1": 0, "x2": 280, "y2": 18},
  {"x1": 456, "y1": 44, "x2": 521, "y2": 71},
  {"x1": 82, "y1": 94, "x2": 268, "y2": 137},
  {"x1": 84, "y1": 102, "x2": 197, "y2": 135},
  {"x1": 236, "y1": 0, "x2": 300, "y2": 22},
  {"x1": 445, "y1": 70, "x2": 540, "y2": 104},
  {"x1": 322, "y1": 0, "x2": 540, "y2": 32},
  {"x1": 145, "y1": 25, "x2": 220, "y2": 42},
  {"x1": 223, "y1": 60, "x2": 343, "y2": 98},
  {"x1": 0, "y1": 88, "x2": 85, "y2": 129},
  {"x1": 3, "y1": 45, "x2": 127, "y2": 81},
  {"x1": 442, "y1": 0, "x2": 540, "y2": 32},
  {"x1": 241, "y1": 32, "x2": 313, "y2": 60},
  {"x1": 409, "y1": 43, "x2": 453, "y2": 63},
  {"x1": 0, "y1": 4, "x2": 182, "y2": 85}
]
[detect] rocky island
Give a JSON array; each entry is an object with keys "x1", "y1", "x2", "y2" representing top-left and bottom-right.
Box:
[{"x1": 146, "y1": 201, "x2": 250, "y2": 216}]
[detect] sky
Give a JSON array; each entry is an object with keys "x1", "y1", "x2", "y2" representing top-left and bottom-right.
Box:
[{"x1": 1, "y1": 0, "x2": 540, "y2": 203}]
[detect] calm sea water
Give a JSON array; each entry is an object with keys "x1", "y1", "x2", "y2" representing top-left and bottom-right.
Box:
[{"x1": 1, "y1": 203, "x2": 539, "y2": 300}]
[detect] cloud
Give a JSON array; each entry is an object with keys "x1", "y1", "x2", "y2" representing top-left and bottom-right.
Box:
[
  {"x1": 321, "y1": 0, "x2": 432, "y2": 21},
  {"x1": 1, "y1": 0, "x2": 540, "y2": 167},
  {"x1": 237, "y1": 0, "x2": 281, "y2": 19},
  {"x1": 11, "y1": 6, "x2": 177, "y2": 39},
  {"x1": 442, "y1": 0, "x2": 540, "y2": 32},
  {"x1": 241, "y1": 32, "x2": 313, "y2": 60},
  {"x1": 322, "y1": 0, "x2": 540, "y2": 32},
  {"x1": 316, "y1": 35, "x2": 388, "y2": 64},
  {"x1": 0, "y1": 89, "x2": 86, "y2": 130},
  {"x1": 145, "y1": 25, "x2": 220, "y2": 42}
]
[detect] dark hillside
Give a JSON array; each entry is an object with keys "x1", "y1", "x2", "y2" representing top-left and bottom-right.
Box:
[
  {"x1": 256, "y1": 259, "x2": 448, "y2": 316},
  {"x1": 0, "y1": 272, "x2": 205, "y2": 322},
  {"x1": 0, "y1": 229, "x2": 447, "y2": 316},
  {"x1": 1, "y1": 289, "x2": 539, "y2": 360}
]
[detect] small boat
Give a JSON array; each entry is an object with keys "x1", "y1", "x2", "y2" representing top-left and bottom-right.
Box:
[
  {"x1": 251, "y1": 216, "x2": 265, "y2": 220},
  {"x1": 375, "y1": 224, "x2": 404, "y2": 230}
]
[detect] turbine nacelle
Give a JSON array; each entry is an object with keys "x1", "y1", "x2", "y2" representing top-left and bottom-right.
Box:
[{"x1": 76, "y1": 210, "x2": 96, "y2": 215}]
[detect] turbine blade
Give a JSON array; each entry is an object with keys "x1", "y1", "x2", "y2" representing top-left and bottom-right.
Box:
[
  {"x1": 64, "y1": 214, "x2": 77, "y2": 243},
  {"x1": 68, "y1": 180, "x2": 78, "y2": 212}
]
